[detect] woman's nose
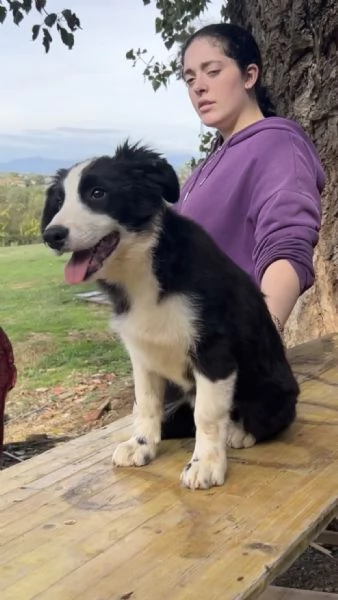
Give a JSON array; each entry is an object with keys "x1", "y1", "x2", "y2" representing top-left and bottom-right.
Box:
[{"x1": 192, "y1": 74, "x2": 208, "y2": 94}]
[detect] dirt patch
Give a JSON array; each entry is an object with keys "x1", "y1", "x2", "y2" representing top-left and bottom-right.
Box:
[
  {"x1": 275, "y1": 528, "x2": 338, "y2": 593},
  {"x1": 3, "y1": 371, "x2": 134, "y2": 454}
]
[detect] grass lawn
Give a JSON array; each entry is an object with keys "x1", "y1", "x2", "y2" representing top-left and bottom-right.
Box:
[{"x1": 0, "y1": 243, "x2": 133, "y2": 448}]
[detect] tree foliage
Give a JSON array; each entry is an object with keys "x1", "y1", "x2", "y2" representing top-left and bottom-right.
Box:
[
  {"x1": 0, "y1": 0, "x2": 81, "y2": 52},
  {"x1": 0, "y1": 177, "x2": 46, "y2": 246},
  {"x1": 126, "y1": 0, "x2": 218, "y2": 92}
]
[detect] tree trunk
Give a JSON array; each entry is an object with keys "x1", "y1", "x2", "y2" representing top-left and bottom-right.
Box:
[{"x1": 225, "y1": 0, "x2": 338, "y2": 347}]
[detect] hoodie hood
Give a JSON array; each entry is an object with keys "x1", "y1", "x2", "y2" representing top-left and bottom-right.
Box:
[
  {"x1": 227, "y1": 117, "x2": 325, "y2": 191},
  {"x1": 181, "y1": 117, "x2": 325, "y2": 199}
]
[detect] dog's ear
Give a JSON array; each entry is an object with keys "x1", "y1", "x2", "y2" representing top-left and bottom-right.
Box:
[{"x1": 146, "y1": 158, "x2": 180, "y2": 204}]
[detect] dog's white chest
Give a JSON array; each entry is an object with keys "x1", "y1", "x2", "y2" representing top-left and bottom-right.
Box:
[{"x1": 110, "y1": 293, "x2": 198, "y2": 386}]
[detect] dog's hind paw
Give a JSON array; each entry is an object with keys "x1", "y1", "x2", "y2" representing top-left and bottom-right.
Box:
[
  {"x1": 112, "y1": 437, "x2": 157, "y2": 467},
  {"x1": 180, "y1": 455, "x2": 227, "y2": 490},
  {"x1": 226, "y1": 421, "x2": 256, "y2": 449}
]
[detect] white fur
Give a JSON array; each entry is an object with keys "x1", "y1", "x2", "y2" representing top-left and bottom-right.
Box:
[
  {"x1": 112, "y1": 365, "x2": 164, "y2": 466},
  {"x1": 48, "y1": 161, "x2": 117, "y2": 251},
  {"x1": 226, "y1": 420, "x2": 256, "y2": 449},
  {"x1": 110, "y1": 236, "x2": 201, "y2": 468},
  {"x1": 104, "y1": 231, "x2": 199, "y2": 387},
  {"x1": 101, "y1": 225, "x2": 242, "y2": 485},
  {"x1": 180, "y1": 371, "x2": 237, "y2": 490}
]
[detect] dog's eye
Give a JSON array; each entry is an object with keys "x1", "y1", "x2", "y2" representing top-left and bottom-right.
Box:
[{"x1": 91, "y1": 187, "x2": 106, "y2": 200}]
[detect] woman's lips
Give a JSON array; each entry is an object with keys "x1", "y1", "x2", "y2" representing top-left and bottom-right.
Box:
[{"x1": 198, "y1": 101, "x2": 215, "y2": 113}]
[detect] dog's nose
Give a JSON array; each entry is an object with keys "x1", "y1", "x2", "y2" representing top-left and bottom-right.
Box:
[{"x1": 43, "y1": 225, "x2": 69, "y2": 251}]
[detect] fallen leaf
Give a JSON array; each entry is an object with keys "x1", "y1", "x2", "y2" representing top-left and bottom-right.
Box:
[{"x1": 84, "y1": 399, "x2": 112, "y2": 423}]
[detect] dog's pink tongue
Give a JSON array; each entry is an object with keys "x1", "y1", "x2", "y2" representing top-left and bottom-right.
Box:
[{"x1": 65, "y1": 250, "x2": 92, "y2": 284}]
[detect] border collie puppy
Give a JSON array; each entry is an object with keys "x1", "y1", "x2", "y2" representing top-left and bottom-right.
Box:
[{"x1": 41, "y1": 141, "x2": 299, "y2": 490}]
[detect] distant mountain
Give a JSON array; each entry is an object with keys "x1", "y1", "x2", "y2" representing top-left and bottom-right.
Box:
[
  {"x1": 0, "y1": 153, "x2": 193, "y2": 176},
  {"x1": 0, "y1": 157, "x2": 74, "y2": 175}
]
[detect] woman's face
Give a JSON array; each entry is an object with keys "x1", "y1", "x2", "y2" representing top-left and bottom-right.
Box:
[{"x1": 182, "y1": 37, "x2": 257, "y2": 134}]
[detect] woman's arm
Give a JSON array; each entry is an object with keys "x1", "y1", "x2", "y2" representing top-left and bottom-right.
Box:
[
  {"x1": 260, "y1": 259, "x2": 301, "y2": 333},
  {"x1": 250, "y1": 130, "x2": 323, "y2": 329}
]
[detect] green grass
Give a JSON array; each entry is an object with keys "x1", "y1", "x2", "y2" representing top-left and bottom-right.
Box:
[{"x1": 0, "y1": 243, "x2": 131, "y2": 389}]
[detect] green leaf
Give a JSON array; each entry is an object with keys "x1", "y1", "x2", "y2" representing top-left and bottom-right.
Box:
[
  {"x1": 57, "y1": 26, "x2": 74, "y2": 49},
  {"x1": 155, "y1": 17, "x2": 162, "y2": 33},
  {"x1": 164, "y1": 38, "x2": 174, "y2": 50},
  {"x1": 62, "y1": 9, "x2": 81, "y2": 31},
  {"x1": 42, "y1": 27, "x2": 52, "y2": 53},
  {"x1": 22, "y1": 0, "x2": 33, "y2": 13},
  {"x1": 32, "y1": 24, "x2": 40, "y2": 40},
  {"x1": 152, "y1": 79, "x2": 161, "y2": 92},
  {"x1": 0, "y1": 6, "x2": 7, "y2": 24},
  {"x1": 125, "y1": 49, "x2": 135, "y2": 60},
  {"x1": 13, "y1": 9, "x2": 24, "y2": 26},
  {"x1": 44, "y1": 13, "x2": 57, "y2": 28},
  {"x1": 35, "y1": 0, "x2": 47, "y2": 12}
]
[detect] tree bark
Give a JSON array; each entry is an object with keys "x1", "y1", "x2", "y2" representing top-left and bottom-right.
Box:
[{"x1": 225, "y1": 0, "x2": 338, "y2": 346}]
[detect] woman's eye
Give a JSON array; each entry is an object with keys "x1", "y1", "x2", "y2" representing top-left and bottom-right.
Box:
[
  {"x1": 207, "y1": 70, "x2": 220, "y2": 77},
  {"x1": 185, "y1": 77, "x2": 195, "y2": 87},
  {"x1": 91, "y1": 188, "x2": 106, "y2": 200}
]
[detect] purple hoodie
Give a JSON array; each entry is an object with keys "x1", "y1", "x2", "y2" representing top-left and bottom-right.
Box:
[{"x1": 176, "y1": 117, "x2": 325, "y2": 294}]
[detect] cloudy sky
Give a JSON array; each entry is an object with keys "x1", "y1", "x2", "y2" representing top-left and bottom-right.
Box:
[{"x1": 0, "y1": 0, "x2": 223, "y2": 163}]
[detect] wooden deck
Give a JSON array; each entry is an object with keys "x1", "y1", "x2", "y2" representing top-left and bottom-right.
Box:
[{"x1": 1, "y1": 333, "x2": 338, "y2": 600}]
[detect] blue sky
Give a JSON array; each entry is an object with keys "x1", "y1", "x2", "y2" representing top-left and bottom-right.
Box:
[{"x1": 0, "y1": 0, "x2": 223, "y2": 163}]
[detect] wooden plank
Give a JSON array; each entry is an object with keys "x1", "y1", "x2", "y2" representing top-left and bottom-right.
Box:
[
  {"x1": 317, "y1": 530, "x2": 338, "y2": 546},
  {"x1": 0, "y1": 414, "x2": 133, "y2": 492},
  {"x1": 0, "y1": 333, "x2": 337, "y2": 600},
  {"x1": 262, "y1": 588, "x2": 338, "y2": 599}
]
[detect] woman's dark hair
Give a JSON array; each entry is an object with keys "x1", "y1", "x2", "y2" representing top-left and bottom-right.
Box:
[{"x1": 180, "y1": 23, "x2": 276, "y2": 119}]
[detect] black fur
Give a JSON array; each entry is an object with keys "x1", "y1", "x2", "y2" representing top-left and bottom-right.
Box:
[
  {"x1": 98, "y1": 280, "x2": 130, "y2": 315},
  {"x1": 41, "y1": 143, "x2": 179, "y2": 239},
  {"x1": 41, "y1": 140, "x2": 299, "y2": 446},
  {"x1": 153, "y1": 208, "x2": 299, "y2": 441},
  {"x1": 41, "y1": 168, "x2": 68, "y2": 234}
]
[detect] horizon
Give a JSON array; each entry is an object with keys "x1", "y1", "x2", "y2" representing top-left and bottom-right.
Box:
[{"x1": 0, "y1": 0, "x2": 223, "y2": 165}]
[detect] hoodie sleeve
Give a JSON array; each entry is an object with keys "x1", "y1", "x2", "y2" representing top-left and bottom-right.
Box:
[{"x1": 250, "y1": 131, "x2": 324, "y2": 294}]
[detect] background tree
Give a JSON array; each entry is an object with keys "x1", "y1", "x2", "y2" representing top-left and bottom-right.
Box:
[
  {"x1": 0, "y1": 0, "x2": 80, "y2": 52},
  {"x1": 127, "y1": 0, "x2": 338, "y2": 348},
  {"x1": 0, "y1": 178, "x2": 45, "y2": 246}
]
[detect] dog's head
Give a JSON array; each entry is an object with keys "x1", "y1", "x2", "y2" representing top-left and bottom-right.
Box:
[{"x1": 41, "y1": 141, "x2": 180, "y2": 284}]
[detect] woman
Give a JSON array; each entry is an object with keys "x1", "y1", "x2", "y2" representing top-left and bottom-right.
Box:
[{"x1": 175, "y1": 23, "x2": 325, "y2": 336}]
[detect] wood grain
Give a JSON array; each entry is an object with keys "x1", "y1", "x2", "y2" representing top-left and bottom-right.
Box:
[{"x1": 1, "y1": 333, "x2": 337, "y2": 600}]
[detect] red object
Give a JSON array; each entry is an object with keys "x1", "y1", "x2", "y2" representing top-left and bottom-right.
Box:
[{"x1": 0, "y1": 327, "x2": 17, "y2": 460}]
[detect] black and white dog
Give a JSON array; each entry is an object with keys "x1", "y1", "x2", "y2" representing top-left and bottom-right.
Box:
[{"x1": 41, "y1": 141, "x2": 299, "y2": 490}]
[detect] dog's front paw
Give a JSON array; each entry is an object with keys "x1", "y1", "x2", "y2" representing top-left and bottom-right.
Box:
[
  {"x1": 180, "y1": 455, "x2": 227, "y2": 490},
  {"x1": 112, "y1": 437, "x2": 157, "y2": 467},
  {"x1": 227, "y1": 421, "x2": 256, "y2": 449}
]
